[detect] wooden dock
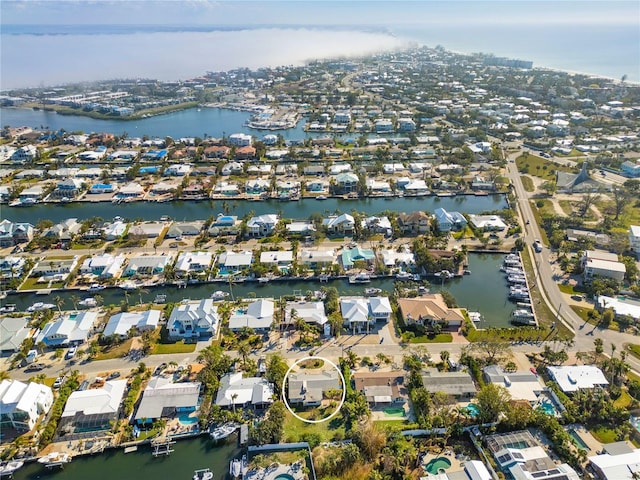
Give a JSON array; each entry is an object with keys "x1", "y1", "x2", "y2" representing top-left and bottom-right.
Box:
[{"x1": 239, "y1": 424, "x2": 248, "y2": 445}]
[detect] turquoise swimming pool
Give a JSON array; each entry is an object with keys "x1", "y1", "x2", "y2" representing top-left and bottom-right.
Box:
[
  {"x1": 465, "y1": 404, "x2": 480, "y2": 417},
  {"x1": 568, "y1": 429, "x2": 589, "y2": 450},
  {"x1": 537, "y1": 401, "x2": 556, "y2": 416},
  {"x1": 424, "y1": 457, "x2": 451, "y2": 475},
  {"x1": 274, "y1": 475, "x2": 295, "y2": 480},
  {"x1": 178, "y1": 414, "x2": 198, "y2": 426}
]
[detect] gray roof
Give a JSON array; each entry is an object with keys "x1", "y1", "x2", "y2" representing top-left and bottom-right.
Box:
[
  {"x1": 288, "y1": 370, "x2": 341, "y2": 403},
  {"x1": 134, "y1": 378, "x2": 200, "y2": 420},
  {"x1": 421, "y1": 369, "x2": 477, "y2": 396},
  {"x1": 0, "y1": 317, "x2": 30, "y2": 352}
]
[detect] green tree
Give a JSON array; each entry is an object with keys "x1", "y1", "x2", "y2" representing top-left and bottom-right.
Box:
[{"x1": 476, "y1": 383, "x2": 511, "y2": 424}]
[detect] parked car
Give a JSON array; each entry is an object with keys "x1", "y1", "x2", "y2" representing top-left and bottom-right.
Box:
[
  {"x1": 107, "y1": 371, "x2": 121, "y2": 380},
  {"x1": 65, "y1": 347, "x2": 77, "y2": 360},
  {"x1": 25, "y1": 363, "x2": 46, "y2": 372},
  {"x1": 53, "y1": 377, "x2": 64, "y2": 388}
]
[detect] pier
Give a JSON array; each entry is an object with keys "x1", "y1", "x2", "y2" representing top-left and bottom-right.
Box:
[{"x1": 151, "y1": 439, "x2": 176, "y2": 456}]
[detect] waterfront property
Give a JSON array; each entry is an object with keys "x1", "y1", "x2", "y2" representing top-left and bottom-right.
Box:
[
  {"x1": 134, "y1": 377, "x2": 201, "y2": 425},
  {"x1": 59, "y1": 380, "x2": 127, "y2": 434},
  {"x1": 217, "y1": 251, "x2": 253, "y2": 275},
  {"x1": 287, "y1": 370, "x2": 342, "y2": 407},
  {"x1": 340, "y1": 296, "x2": 392, "y2": 333},
  {"x1": 228, "y1": 299, "x2": 274, "y2": 332},
  {"x1": 208, "y1": 214, "x2": 242, "y2": 237},
  {"x1": 103, "y1": 310, "x2": 161, "y2": 338},
  {"x1": 175, "y1": 251, "x2": 213, "y2": 277},
  {"x1": 397, "y1": 294, "x2": 465, "y2": 330},
  {"x1": 0, "y1": 220, "x2": 35, "y2": 247},
  {"x1": 215, "y1": 373, "x2": 274, "y2": 410},
  {"x1": 581, "y1": 250, "x2": 626, "y2": 282},
  {"x1": 341, "y1": 246, "x2": 375, "y2": 269},
  {"x1": 80, "y1": 253, "x2": 126, "y2": 278},
  {"x1": 123, "y1": 254, "x2": 173, "y2": 277},
  {"x1": 0, "y1": 316, "x2": 31, "y2": 353},
  {"x1": 284, "y1": 301, "x2": 328, "y2": 328},
  {"x1": 36, "y1": 310, "x2": 99, "y2": 347},
  {"x1": 546, "y1": 365, "x2": 609, "y2": 393},
  {"x1": 434, "y1": 208, "x2": 467, "y2": 232},
  {"x1": 167, "y1": 299, "x2": 219, "y2": 341},
  {"x1": 0, "y1": 379, "x2": 53, "y2": 432},
  {"x1": 588, "y1": 443, "x2": 640, "y2": 480}
]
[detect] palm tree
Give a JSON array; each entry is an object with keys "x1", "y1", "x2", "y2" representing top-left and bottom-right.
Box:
[
  {"x1": 231, "y1": 393, "x2": 238, "y2": 414},
  {"x1": 94, "y1": 294, "x2": 104, "y2": 309},
  {"x1": 70, "y1": 293, "x2": 80, "y2": 310},
  {"x1": 238, "y1": 343, "x2": 251, "y2": 370},
  {"x1": 54, "y1": 295, "x2": 65, "y2": 315},
  {"x1": 440, "y1": 350, "x2": 450, "y2": 371},
  {"x1": 137, "y1": 287, "x2": 149, "y2": 306}
]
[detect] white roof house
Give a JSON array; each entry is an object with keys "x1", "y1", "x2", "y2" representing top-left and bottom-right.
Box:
[
  {"x1": 381, "y1": 248, "x2": 415, "y2": 268},
  {"x1": 217, "y1": 251, "x2": 253, "y2": 274},
  {"x1": 483, "y1": 365, "x2": 545, "y2": 402},
  {"x1": 285, "y1": 301, "x2": 328, "y2": 326},
  {"x1": 228, "y1": 299, "x2": 274, "y2": 331},
  {"x1": 168, "y1": 299, "x2": 219, "y2": 340},
  {"x1": 80, "y1": 253, "x2": 126, "y2": 278},
  {"x1": 134, "y1": 377, "x2": 201, "y2": 422},
  {"x1": 0, "y1": 379, "x2": 53, "y2": 431},
  {"x1": 247, "y1": 214, "x2": 279, "y2": 238},
  {"x1": 36, "y1": 311, "x2": 98, "y2": 347},
  {"x1": 175, "y1": 251, "x2": 213, "y2": 274},
  {"x1": 103, "y1": 310, "x2": 161, "y2": 338},
  {"x1": 546, "y1": 365, "x2": 608, "y2": 393},
  {"x1": 124, "y1": 255, "x2": 173, "y2": 276},
  {"x1": 215, "y1": 373, "x2": 274, "y2": 409},
  {"x1": 588, "y1": 448, "x2": 640, "y2": 480},
  {"x1": 340, "y1": 297, "x2": 392, "y2": 332},
  {"x1": 259, "y1": 250, "x2": 294, "y2": 266},
  {"x1": 469, "y1": 214, "x2": 508, "y2": 231},
  {"x1": 299, "y1": 249, "x2": 336, "y2": 266},
  {"x1": 597, "y1": 295, "x2": 640, "y2": 321},
  {"x1": 103, "y1": 221, "x2": 127, "y2": 240},
  {"x1": 60, "y1": 380, "x2": 127, "y2": 430},
  {"x1": 0, "y1": 317, "x2": 31, "y2": 353}
]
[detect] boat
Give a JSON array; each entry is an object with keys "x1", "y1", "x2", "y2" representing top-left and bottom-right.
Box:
[
  {"x1": 154, "y1": 294, "x2": 167, "y2": 304},
  {"x1": 316, "y1": 195, "x2": 327, "y2": 200},
  {"x1": 0, "y1": 460, "x2": 24, "y2": 478},
  {"x1": 211, "y1": 290, "x2": 230, "y2": 300},
  {"x1": 468, "y1": 312, "x2": 482, "y2": 323},
  {"x1": 87, "y1": 283, "x2": 106, "y2": 292},
  {"x1": 434, "y1": 270, "x2": 452, "y2": 279},
  {"x1": 160, "y1": 215, "x2": 171, "y2": 221},
  {"x1": 258, "y1": 277, "x2": 270, "y2": 283},
  {"x1": 209, "y1": 423, "x2": 237, "y2": 441},
  {"x1": 194, "y1": 468, "x2": 214, "y2": 480},
  {"x1": 349, "y1": 272, "x2": 371, "y2": 284},
  {"x1": 119, "y1": 281, "x2": 138, "y2": 291},
  {"x1": 38, "y1": 452, "x2": 71, "y2": 467},
  {"x1": 0, "y1": 304, "x2": 16, "y2": 313},
  {"x1": 395, "y1": 271, "x2": 414, "y2": 280},
  {"x1": 26, "y1": 302, "x2": 55, "y2": 312},
  {"x1": 9, "y1": 198, "x2": 37, "y2": 207},
  {"x1": 78, "y1": 297, "x2": 97, "y2": 308},
  {"x1": 463, "y1": 269, "x2": 471, "y2": 275},
  {"x1": 512, "y1": 309, "x2": 536, "y2": 326},
  {"x1": 364, "y1": 287, "x2": 382, "y2": 296},
  {"x1": 60, "y1": 197, "x2": 71, "y2": 203},
  {"x1": 230, "y1": 459, "x2": 242, "y2": 478}
]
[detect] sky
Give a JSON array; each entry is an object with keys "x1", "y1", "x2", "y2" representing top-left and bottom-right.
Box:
[{"x1": 2, "y1": 0, "x2": 639, "y2": 27}]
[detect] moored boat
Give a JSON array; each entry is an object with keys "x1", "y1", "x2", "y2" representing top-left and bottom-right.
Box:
[
  {"x1": 78, "y1": 297, "x2": 97, "y2": 308},
  {"x1": 0, "y1": 460, "x2": 24, "y2": 478},
  {"x1": 349, "y1": 272, "x2": 371, "y2": 284},
  {"x1": 37, "y1": 452, "x2": 71, "y2": 467},
  {"x1": 209, "y1": 423, "x2": 236, "y2": 441},
  {"x1": 88, "y1": 283, "x2": 106, "y2": 292},
  {"x1": 364, "y1": 287, "x2": 382, "y2": 296},
  {"x1": 211, "y1": 290, "x2": 230, "y2": 300},
  {"x1": 194, "y1": 468, "x2": 213, "y2": 480}
]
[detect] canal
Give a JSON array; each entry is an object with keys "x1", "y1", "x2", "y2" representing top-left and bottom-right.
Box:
[
  {"x1": 13, "y1": 435, "x2": 240, "y2": 480},
  {"x1": 6, "y1": 253, "x2": 515, "y2": 328},
  {"x1": 1, "y1": 195, "x2": 507, "y2": 225}
]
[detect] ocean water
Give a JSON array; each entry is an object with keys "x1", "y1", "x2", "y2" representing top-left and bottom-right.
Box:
[{"x1": 1, "y1": 21, "x2": 637, "y2": 89}]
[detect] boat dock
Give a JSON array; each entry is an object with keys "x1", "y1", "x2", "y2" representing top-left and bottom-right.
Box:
[
  {"x1": 151, "y1": 439, "x2": 176, "y2": 456},
  {"x1": 239, "y1": 424, "x2": 248, "y2": 445}
]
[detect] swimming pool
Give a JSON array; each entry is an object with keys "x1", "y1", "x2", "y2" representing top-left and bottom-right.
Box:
[
  {"x1": 568, "y1": 429, "x2": 589, "y2": 450},
  {"x1": 537, "y1": 401, "x2": 556, "y2": 416},
  {"x1": 178, "y1": 414, "x2": 198, "y2": 426},
  {"x1": 424, "y1": 457, "x2": 451, "y2": 475},
  {"x1": 274, "y1": 475, "x2": 294, "y2": 480},
  {"x1": 383, "y1": 407, "x2": 405, "y2": 417},
  {"x1": 465, "y1": 404, "x2": 480, "y2": 417}
]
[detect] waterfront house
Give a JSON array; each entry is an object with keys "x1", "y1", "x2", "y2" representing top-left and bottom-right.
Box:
[
  {"x1": 341, "y1": 246, "x2": 375, "y2": 269},
  {"x1": 175, "y1": 251, "x2": 213, "y2": 276},
  {"x1": 299, "y1": 248, "x2": 336, "y2": 270},
  {"x1": 215, "y1": 373, "x2": 274, "y2": 410},
  {"x1": 332, "y1": 172, "x2": 359, "y2": 194},
  {"x1": 115, "y1": 182, "x2": 145, "y2": 199},
  {"x1": 208, "y1": 214, "x2": 242, "y2": 237},
  {"x1": 51, "y1": 178, "x2": 84, "y2": 199},
  {"x1": 381, "y1": 247, "x2": 416, "y2": 269},
  {"x1": 19, "y1": 185, "x2": 44, "y2": 202},
  {"x1": 546, "y1": 365, "x2": 608, "y2": 393},
  {"x1": 0, "y1": 220, "x2": 34, "y2": 247},
  {"x1": 80, "y1": 253, "x2": 126, "y2": 278},
  {"x1": 168, "y1": 299, "x2": 219, "y2": 340},
  {"x1": 469, "y1": 214, "x2": 507, "y2": 231},
  {"x1": 471, "y1": 175, "x2": 496, "y2": 191},
  {"x1": 0, "y1": 317, "x2": 31, "y2": 353},
  {"x1": 398, "y1": 211, "x2": 430, "y2": 235},
  {"x1": 123, "y1": 255, "x2": 172, "y2": 276},
  {"x1": 228, "y1": 299, "x2": 274, "y2": 332},
  {"x1": 352, "y1": 371, "x2": 408, "y2": 406},
  {"x1": 421, "y1": 368, "x2": 477, "y2": 399},
  {"x1": 284, "y1": 301, "x2": 328, "y2": 328},
  {"x1": 217, "y1": 251, "x2": 253, "y2": 275},
  {"x1": 36, "y1": 311, "x2": 98, "y2": 347},
  {"x1": 59, "y1": 380, "x2": 127, "y2": 433},
  {"x1": 31, "y1": 256, "x2": 78, "y2": 279},
  {"x1": 403, "y1": 179, "x2": 429, "y2": 196},
  {"x1": 0, "y1": 255, "x2": 26, "y2": 279},
  {"x1": 166, "y1": 221, "x2": 204, "y2": 238},
  {"x1": 10, "y1": 145, "x2": 37, "y2": 164},
  {"x1": 43, "y1": 218, "x2": 82, "y2": 241},
  {"x1": 228, "y1": 133, "x2": 252, "y2": 147},
  {"x1": 305, "y1": 180, "x2": 329, "y2": 193},
  {"x1": 103, "y1": 221, "x2": 127, "y2": 240},
  {"x1": 340, "y1": 296, "x2": 392, "y2": 333},
  {"x1": 286, "y1": 220, "x2": 316, "y2": 237},
  {"x1": 150, "y1": 182, "x2": 175, "y2": 195},
  {"x1": 103, "y1": 310, "x2": 161, "y2": 338},
  {"x1": 367, "y1": 179, "x2": 391, "y2": 194},
  {"x1": 259, "y1": 251, "x2": 294, "y2": 271},
  {"x1": 134, "y1": 377, "x2": 201, "y2": 425},
  {"x1": 89, "y1": 183, "x2": 115, "y2": 194},
  {"x1": 288, "y1": 370, "x2": 341, "y2": 407},
  {"x1": 434, "y1": 208, "x2": 467, "y2": 232},
  {"x1": 164, "y1": 164, "x2": 192, "y2": 176},
  {"x1": 322, "y1": 213, "x2": 355, "y2": 236},
  {"x1": 247, "y1": 214, "x2": 279, "y2": 238},
  {"x1": 483, "y1": 365, "x2": 545, "y2": 402},
  {"x1": 581, "y1": 250, "x2": 626, "y2": 282},
  {"x1": 246, "y1": 178, "x2": 270, "y2": 195},
  {"x1": 397, "y1": 295, "x2": 465, "y2": 330},
  {"x1": 0, "y1": 379, "x2": 53, "y2": 432},
  {"x1": 361, "y1": 216, "x2": 393, "y2": 237}
]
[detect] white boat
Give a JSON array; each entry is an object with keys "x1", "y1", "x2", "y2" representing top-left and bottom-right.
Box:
[
  {"x1": 210, "y1": 423, "x2": 236, "y2": 441},
  {"x1": 230, "y1": 459, "x2": 241, "y2": 478},
  {"x1": 194, "y1": 468, "x2": 213, "y2": 480},
  {"x1": 37, "y1": 452, "x2": 71, "y2": 467},
  {"x1": 87, "y1": 283, "x2": 106, "y2": 292},
  {"x1": 434, "y1": 270, "x2": 452, "y2": 279},
  {"x1": 395, "y1": 271, "x2": 414, "y2": 280},
  {"x1": 78, "y1": 297, "x2": 97, "y2": 308},
  {"x1": 26, "y1": 302, "x2": 55, "y2": 312},
  {"x1": 258, "y1": 277, "x2": 270, "y2": 283},
  {"x1": 0, "y1": 304, "x2": 16, "y2": 313},
  {"x1": 316, "y1": 195, "x2": 327, "y2": 200},
  {"x1": 349, "y1": 273, "x2": 371, "y2": 284},
  {"x1": 154, "y1": 294, "x2": 167, "y2": 304},
  {"x1": 0, "y1": 460, "x2": 24, "y2": 478},
  {"x1": 160, "y1": 215, "x2": 171, "y2": 221},
  {"x1": 468, "y1": 312, "x2": 482, "y2": 323},
  {"x1": 211, "y1": 291, "x2": 229, "y2": 300},
  {"x1": 119, "y1": 281, "x2": 138, "y2": 291},
  {"x1": 364, "y1": 287, "x2": 382, "y2": 296}
]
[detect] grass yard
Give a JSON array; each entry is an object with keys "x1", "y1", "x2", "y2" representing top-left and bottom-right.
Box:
[
  {"x1": 18, "y1": 278, "x2": 64, "y2": 290},
  {"x1": 521, "y1": 175, "x2": 535, "y2": 192},
  {"x1": 528, "y1": 201, "x2": 550, "y2": 245},
  {"x1": 282, "y1": 411, "x2": 346, "y2": 443},
  {"x1": 558, "y1": 200, "x2": 574, "y2": 216},
  {"x1": 151, "y1": 341, "x2": 197, "y2": 355},
  {"x1": 409, "y1": 333, "x2": 453, "y2": 343},
  {"x1": 626, "y1": 344, "x2": 640, "y2": 361},
  {"x1": 93, "y1": 338, "x2": 133, "y2": 361},
  {"x1": 589, "y1": 425, "x2": 618, "y2": 444},
  {"x1": 516, "y1": 154, "x2": 574, "y2": 180},
  {"x1": 613, "y1": 390, "x2": 633, "y2": 408}
]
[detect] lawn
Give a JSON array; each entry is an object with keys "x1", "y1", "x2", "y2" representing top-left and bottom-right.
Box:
[
  {"x1": 151, "y1": 341, "x2": 197, "y2": 355},
  {"x1": 626, "y1": 344, "x2": 640, "y2": 361},
  {"x1": 282, "y1": 411, "x2": 346, "y2": 443},
  {"x1": 589, "y1": 425, "x2": 618, "y2": 444},
  {"x1": 613, "y1": 390, "x2": 633, "y2": 408},
  {"x1": 528, "y1": 201, "x2": 550, "y2": 245},
  {"x1": 515, "y1": 154, "x2": 574, "y2": 180},
  {"x1": 93, "y1": 338, "x2": 133, "y2": 360},
  {"x1": 18, "y1": 278, "x2": 65, "y2": 290},
  {"x1": 558, "y1": 200, "x2": 574, "y2": 216},
  {"x1": 521, "y1": 175, "x2": 535, "y2": 192},
  {"x1": 409, "y1": 333, "x2": 453, "y2": 343}
]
